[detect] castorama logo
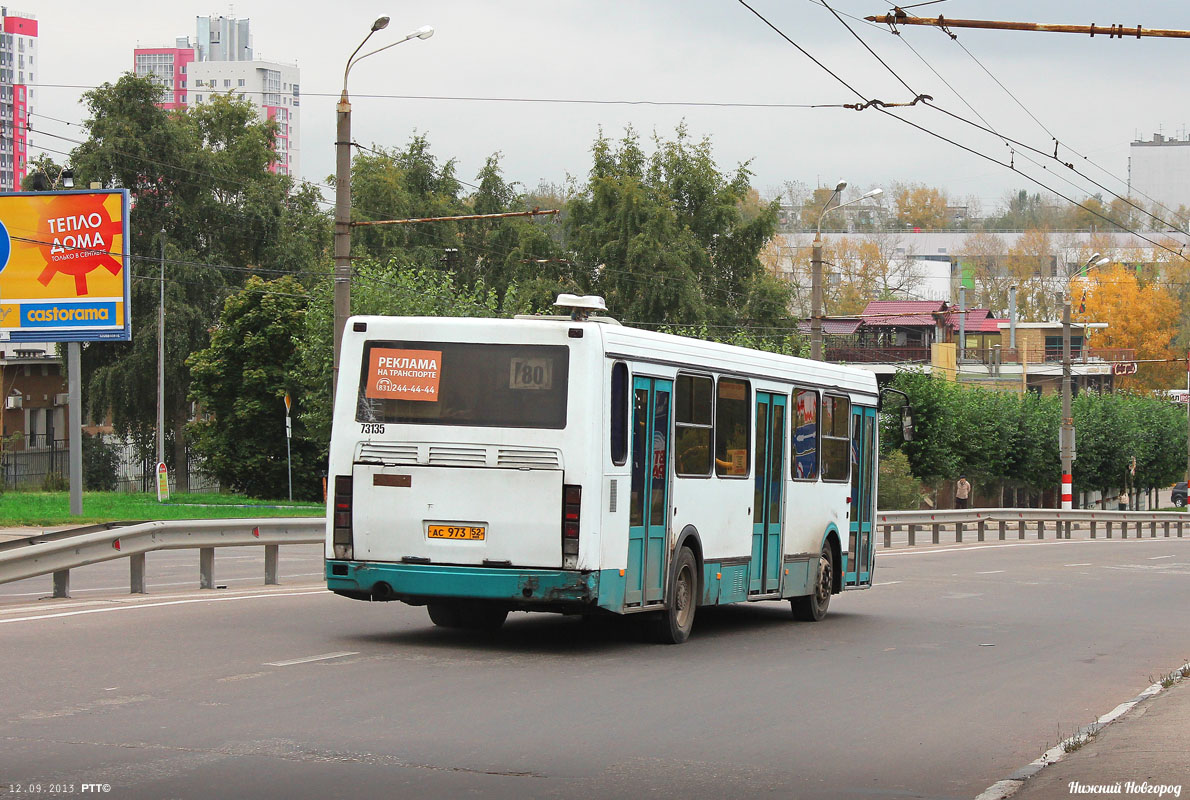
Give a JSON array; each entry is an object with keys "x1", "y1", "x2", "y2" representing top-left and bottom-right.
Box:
[{"x1": 0, "y1": 219, "x2": 11, "y2": 274}]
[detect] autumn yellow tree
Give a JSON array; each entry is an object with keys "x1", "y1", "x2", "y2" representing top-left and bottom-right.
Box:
[
  {"x1": 893, "y1": 182, "x2": 950, "y2": 230},
  {"x1": 1073, "y1": 263, "x2": 1181, "y2": 390},
  {"x1": 799, "y1": 186, "x2": 841, "y2": 230},
  {"x1": 1004, "y1": 227, "x2": 1058, "y2": 319},
  {"x1": 960, "y1": 231, "x2": 1009, "y2": 313}
]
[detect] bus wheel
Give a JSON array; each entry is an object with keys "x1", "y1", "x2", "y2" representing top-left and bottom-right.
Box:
[
  {"x1": 791, "y1": 543, "x2": 833, "y2": 622},
  {"x1": 429, "y1": 601, "x2": 508, "y2": 631},
  {"x1": 427, "y1": 602, "x2": 463, "y2": 628},
  {"x1": 654, "y1": 547, "x2": 698, "y2": 644}
]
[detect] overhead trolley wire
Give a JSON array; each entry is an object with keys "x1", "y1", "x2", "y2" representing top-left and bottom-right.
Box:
[{"x1": 734, "y1": 0, "x2": 1190, "y2": 265}]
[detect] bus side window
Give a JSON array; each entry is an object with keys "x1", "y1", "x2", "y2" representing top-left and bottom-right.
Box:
[
  {"x1": 674, "y1": 373, "x2": 713, "y2": 476},
  {"x1": 793, "y1": 388, "x2": 819, "y2": 480},
  {"x1": 715, "y1": 378, "x2": 750, "y2": 477},
  {"x1": 610, "y1": 362, "x2": 629, "y2": 466},
  {"x1": 821, "y1": 395, "x2": 851, "y2": 482}
]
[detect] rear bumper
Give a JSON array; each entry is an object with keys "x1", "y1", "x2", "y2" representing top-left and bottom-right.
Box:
[{"x1": 326, "y1": 560, "x2": 599, "y2": 608}]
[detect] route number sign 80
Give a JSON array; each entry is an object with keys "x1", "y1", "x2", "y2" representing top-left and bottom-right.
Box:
[{"x1": 509, "y1": 358, "x2": 552, "y2": 390}]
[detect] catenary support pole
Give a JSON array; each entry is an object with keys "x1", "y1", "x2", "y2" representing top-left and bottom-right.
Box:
[
  {"x1": 1060, "y1": 293, "x2": 1073, "y2": 510},
  {"x1": 811, "y1": 233, "x2": 824, "y2": 360}
]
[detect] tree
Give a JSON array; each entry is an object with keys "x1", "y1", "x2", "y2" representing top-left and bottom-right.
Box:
[
  {"x1": 347, "y1": 141, "x2": 571, "y2": 309},
  {"x1": 883, "y1": 371, "x2": 957, "y2": 483},
  {"x1": 1074, "y1": 262, "x2": 1180, "y2": 391},
  {"x1": 1004, "y1": 227, "x2": 1059, "y2": 320},
  {"x1": 566, "y1": 124, "x2": 787, "y2": 331},
  {"x1": 188, "y1": 276, "x2": 323, "y2": 499},
  {"x1": 878, "y1": 449, "x2": 922, "y2": 510},
  {"x1": 295, "y1": 261, "x2": 503, "y2": 450},
  {"x1": 892, "y1": 182, "x2": 950, "y2": 230},
  {"x1": 68, "y1": 75, "x2": 329, "y2": 490},
  {"x1": 959, "y1": 231, "x2": 1010, "y2": 314},
  {"x1": 799, "y1": 186, "x2": 841, "y2": 230},
  {"x1": 346, "y1": 134, "x2": 466, "y2": 267}
]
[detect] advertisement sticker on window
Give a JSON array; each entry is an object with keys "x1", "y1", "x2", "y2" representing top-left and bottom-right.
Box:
[{"x1": 366, "y1": 348, "x2": 442, "y2": 401}]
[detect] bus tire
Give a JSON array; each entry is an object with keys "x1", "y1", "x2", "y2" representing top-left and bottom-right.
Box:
[
  {"x1": 791, "y1": 543, "x2": 833, "y2": 622},
  {"x1": 653, "y1": 547, "x2": 698, "y2": 644},
  {"x1": 427, "y1": 601, "x2": 463, "y2": 628},
  {"x1": 428, "y1": 601, "x2": 508, "y2": 631}
]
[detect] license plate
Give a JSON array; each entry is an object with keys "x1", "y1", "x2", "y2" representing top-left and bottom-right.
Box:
[{"x1": 427, "y1": 524, "x2": 486, "y2": 541}]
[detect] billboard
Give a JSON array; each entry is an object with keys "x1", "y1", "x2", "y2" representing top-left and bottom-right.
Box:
[{"x1": 0, "y1": 189, "x2": 131, "y2": 342}]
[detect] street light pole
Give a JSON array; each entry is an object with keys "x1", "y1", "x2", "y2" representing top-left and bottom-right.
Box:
[
  {"x1": 1061, "y1": 252, "x2": 1109, "y2": 510},
  {"x1": 332, "y1": 18, "x2": 434, "y2": 403},
  {"x1": 811, "y1": 183, "x2": 883, "y2": 360}
]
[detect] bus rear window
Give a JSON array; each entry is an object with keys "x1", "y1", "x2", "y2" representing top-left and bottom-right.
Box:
[{"x1": 357, "y1": 341, "x2": 569, "y2": 429}]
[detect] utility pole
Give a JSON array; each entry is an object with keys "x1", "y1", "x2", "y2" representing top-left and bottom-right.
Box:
[
  {"x1": 157, "y1": 227, "x2": 166, "y2": 470},
  {"x1": 810, "y1": 233, "x2": 825, "y2": 361},
  {"x1": 864, "y1": 13, "x2": 1190, "y2": 40},
  {"x1": 1061, "y1": 255, "x2": 1107, "y2": 510},
  {"x1": 1060, "y1": 292, "x2": 1073, "y2": 510},
  {"x1": 332, "y1": 89, "x2": 352, "y2": 408}
]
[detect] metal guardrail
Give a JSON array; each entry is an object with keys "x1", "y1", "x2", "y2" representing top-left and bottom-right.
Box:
[
  {"x1": 877, "y1": 508, "x2": 1187, "y2": 548},
  {"x1": 0, "y1": 518, "x2": 324, "y2": 598},
  {"x1": 2, "y1": 510, "x2": 1180, "y2": 600}
]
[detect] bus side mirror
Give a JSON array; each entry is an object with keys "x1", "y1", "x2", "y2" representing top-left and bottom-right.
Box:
[{"x1": 901, "y1": 407, "x2": 915, "y2": 442}]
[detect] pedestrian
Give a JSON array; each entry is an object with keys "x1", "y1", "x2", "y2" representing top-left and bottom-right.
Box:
[{"x1": 955, "y1": 475, "x2": 971, "y2": 509}]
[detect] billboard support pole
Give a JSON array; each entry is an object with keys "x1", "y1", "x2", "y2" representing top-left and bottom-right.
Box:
[{"x1": 68, "y1": 341, "x2": 82, "y2": 516}]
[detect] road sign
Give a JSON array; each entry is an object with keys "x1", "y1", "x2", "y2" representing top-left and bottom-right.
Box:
[{"x1": 156, "y1": 462, "x2": 170, "y2": 502}]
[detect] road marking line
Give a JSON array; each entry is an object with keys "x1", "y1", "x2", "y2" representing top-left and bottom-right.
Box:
[
  {"x1": 1148, "y1": 555, "x2": 1174, "y2": 560},
  {"x1": 0, "y1": 589, "x2": 327, "y2": 625},
  {"x1": 976, "y1": 570, "x2": 1005, "y2": 574},
  {"x1": 265, "y1": 651, "x2": 359, "y2": 667},
  {"x1": 0, "y1": 573, "x2": 325, "y2": 599},
  {"x1": 874, "y1": 580, "x2": 902, "y2": 586},
  {"x1": 1064, "y1": 563, "x2": 1093, "y2": 567},
  {"x1": 0, "y1": 583, "x2": 324, "y2": 616}
]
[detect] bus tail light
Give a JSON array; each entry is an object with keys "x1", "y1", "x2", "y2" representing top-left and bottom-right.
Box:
[
  {"x1": 562, "y1": 484, "x2": 581, "y2": 569},
  {"x1": 332, "y1": 475, "x2": 354, "y2": 560}
]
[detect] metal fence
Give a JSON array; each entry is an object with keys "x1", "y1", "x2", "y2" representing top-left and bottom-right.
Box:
[
  {"x1": 1, "y1": 438, "x2": 220, "y2": 492},
  {"x1": 876, "y1": 507, "x2": 1187, "y2": 549}
]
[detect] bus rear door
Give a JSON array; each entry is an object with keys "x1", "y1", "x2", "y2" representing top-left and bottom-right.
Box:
[{"x1": 626, "y1": 376, "x2": 671, "y2": 607}]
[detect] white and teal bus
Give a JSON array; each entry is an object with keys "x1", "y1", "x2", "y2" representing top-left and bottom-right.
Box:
[{"x1": 325, "y1": 296, "x2": 883, "y2": 643}]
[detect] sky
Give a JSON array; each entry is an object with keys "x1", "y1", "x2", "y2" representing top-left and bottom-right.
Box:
[{"x1": 28, "y1": 0, "x2": 1190, "y2": 213}]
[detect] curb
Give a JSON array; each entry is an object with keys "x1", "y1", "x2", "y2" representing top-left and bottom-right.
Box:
[{"x1": 973, "y1": 661, "x2": 1190, "y2": 800}]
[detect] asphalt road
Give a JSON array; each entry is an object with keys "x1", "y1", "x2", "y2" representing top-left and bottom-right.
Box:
[{"x1": 1, "y1": 537, "x2": 1187, "y2": 800}]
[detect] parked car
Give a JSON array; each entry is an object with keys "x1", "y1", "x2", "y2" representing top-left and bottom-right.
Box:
[{"x1": 1173, "y1": 482, "x2": 1187, "y2": 508}]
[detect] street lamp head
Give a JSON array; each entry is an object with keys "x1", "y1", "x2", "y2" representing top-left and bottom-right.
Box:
[
  {"x1": 1094, "y1": 257, "x2": 1110, "y2": 267},
  {"x1": 862, "y1": 187, "x2": 883, "y2": 199},
  {"x1": 371, "y1": 16, "x2": 391, "y2": 31},
  {"x1": 834, "y1": 180, "x2": 848, "y2": 193},
  {"x1": 413, "y1": 24, "x2": 435, "y2": 39}
]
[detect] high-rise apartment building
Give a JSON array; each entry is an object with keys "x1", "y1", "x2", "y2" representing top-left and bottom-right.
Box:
[
  {"x1": 132, "y1": 37, "x2": 194, "y2": 110},
  {"x1": 133, "y1": 15, "x2": 300, "y2": 178},
  {"x1": 0, "y1": 7, "x2": 37, "y2": 192},
  {"x1": 1129, "y1": 132, "x2": 1190, "y2": 213}
]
